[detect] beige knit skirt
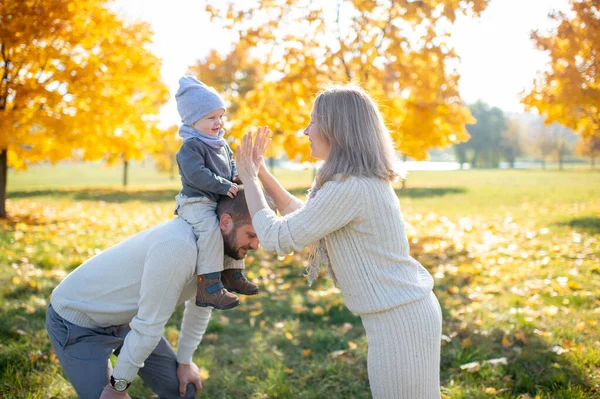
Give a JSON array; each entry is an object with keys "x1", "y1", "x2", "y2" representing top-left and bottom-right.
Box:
[{"x1": 360, "y1": 292, "x2": 442, "y2": 399}]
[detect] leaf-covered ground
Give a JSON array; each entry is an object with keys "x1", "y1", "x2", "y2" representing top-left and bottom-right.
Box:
[{"x1": 1, "y1": 168, "x2": 599, "y2": 398}]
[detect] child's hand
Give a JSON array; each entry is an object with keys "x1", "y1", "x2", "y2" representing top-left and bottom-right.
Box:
[
  {"x1": 227, "y1": 184, "x2": 238, "y2": 198},
  {"x1": 233, "y1": 176, "x2": 242, "y2": 184}
]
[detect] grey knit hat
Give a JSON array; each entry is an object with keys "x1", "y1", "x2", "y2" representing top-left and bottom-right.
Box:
[{"x1": 175, "y1": 76, "x2": 225, "y2": 125}]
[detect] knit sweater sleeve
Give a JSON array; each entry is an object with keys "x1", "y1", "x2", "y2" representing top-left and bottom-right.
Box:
[
  {"x1": 112, "y1": 239, "x2": 197, "y2": 382},
  {"x1": 177, "y1": 140, "x2": 232, "y2": 195},
  {"x1": 176, "y1": 301, "x2": 212, "y2": 364},
  {"x1": 252, "y1": 178, "x2": 363, "y2": 255}
]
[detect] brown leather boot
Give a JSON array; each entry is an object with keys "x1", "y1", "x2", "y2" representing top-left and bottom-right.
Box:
[
  {"x1": 196, "y1": 272, "x2": 240, "y2": 310},
  {"x1": 221, "y1": 269, "x2": 259, "y2": 295}
]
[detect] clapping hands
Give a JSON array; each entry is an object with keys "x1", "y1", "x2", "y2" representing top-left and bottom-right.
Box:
[{"x1": 236, "y1": 127, "x2": 272, "y2": 183}]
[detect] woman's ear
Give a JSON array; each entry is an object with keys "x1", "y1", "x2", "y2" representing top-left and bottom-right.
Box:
[{"x1": 219, "y1": 213, "x2": 234, "y2": 234}]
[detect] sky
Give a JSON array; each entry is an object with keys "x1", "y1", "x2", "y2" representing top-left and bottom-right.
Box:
[{"x1": 113, "y1": 0, "x2": 572, "y2": 128}]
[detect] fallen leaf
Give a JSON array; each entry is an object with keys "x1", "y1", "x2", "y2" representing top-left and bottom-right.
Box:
[{"x1": 460, "y1": 361, "x2": 481, "y2": 373}]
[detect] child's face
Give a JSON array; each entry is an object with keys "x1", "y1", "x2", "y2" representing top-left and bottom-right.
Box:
[{"x1": 192, "y1": 109, "x2": 225, "y2": 136}]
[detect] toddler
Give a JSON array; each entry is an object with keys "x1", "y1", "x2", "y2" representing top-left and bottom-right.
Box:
[{"x1": 174, "y1": 76, "x2": 258, "y2": 310}]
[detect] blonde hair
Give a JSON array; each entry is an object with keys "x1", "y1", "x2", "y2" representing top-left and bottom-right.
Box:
[{"x1": 311, "y1": 83, "x2": 399, "y2": 191}]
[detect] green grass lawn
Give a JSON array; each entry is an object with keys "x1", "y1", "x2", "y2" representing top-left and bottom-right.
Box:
[{"x1": 1, "y1": 165, "x2": 599, "y2": 398}]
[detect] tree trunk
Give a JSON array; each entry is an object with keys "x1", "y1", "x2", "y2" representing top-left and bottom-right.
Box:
[
  {"x1": 558, "y1": 152, "x2": 564, "y2": 170},
  {"x1": 541, "y1": 158, "x2": 546, "y2": 169},
  {"x1": 123, "y1": 159, "x2": 129, "y2": 187},
  {"x1": 592, "y1": 155, "x2": 596, "y2": 170},
  {"x1": 0, "y1": 149, "x2": 7, "y2": 219},
  {"x1": 471, "y1": 151, "x2": 479, "y2": 169}
]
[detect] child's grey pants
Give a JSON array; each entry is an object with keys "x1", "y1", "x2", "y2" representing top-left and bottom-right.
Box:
[
  {"x1": 175, "y1": 195, "x2": 244, "y2": 275},
  {"x1": 45, "y1": 304, "x2": 196, "y2": 399}
]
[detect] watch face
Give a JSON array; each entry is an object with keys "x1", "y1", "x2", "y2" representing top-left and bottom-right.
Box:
[{"x1": 114, "y1": 379, "x2": 129, "y2": 391}]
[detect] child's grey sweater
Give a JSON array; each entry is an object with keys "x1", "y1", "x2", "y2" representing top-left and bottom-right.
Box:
[{"x1": 176, "y1": 138, "x2": 237, "y2": 202}]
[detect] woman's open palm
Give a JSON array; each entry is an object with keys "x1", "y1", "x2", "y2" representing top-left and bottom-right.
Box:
[{"x1": 236, "y1": 127, "x2": 271, "y2": 182}]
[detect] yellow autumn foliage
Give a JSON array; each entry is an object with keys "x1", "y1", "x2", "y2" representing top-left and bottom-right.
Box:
[
  {"x1": 522, "y1": 0, "x2": 600, "y2": 140},
  {"x1": 192, "y1": 0, "x2": 489, "y2": 162}
]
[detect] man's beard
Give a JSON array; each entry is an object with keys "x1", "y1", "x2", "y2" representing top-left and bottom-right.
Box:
[{"x1": 223, "y1": 227, "x2": 251, "y2": 260}]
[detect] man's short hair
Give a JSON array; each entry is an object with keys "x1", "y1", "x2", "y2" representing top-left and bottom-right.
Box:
[{"x1": 216, "y1": 186, "x2": 276, "y2": 227}]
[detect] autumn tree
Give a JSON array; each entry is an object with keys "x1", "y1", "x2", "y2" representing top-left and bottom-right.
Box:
[
  {"x1": 454, "y1": 101, "x2": 505, "y2": 168},
  {"x1": 522, "y1": 0, "x2": 600, "y2": 141},
  {"x1": 547, "y1": 123, "x2": 576, "y2": 170},
  {"x1": 576, "y1": 135, "x2": 600, "y2": 169},
  {"x1": 193, "y1": 0, "x2": 489, "y2": 163},
  {"x1": 151, "y1": 125, "x2": 181, "y2": 181},
  {"x1": 525, "y1": 118, "x2": 576, "y2": 169},
  {"x1": 528, "y1": 123, "x2": 556, "y2": 170},
  {"x1": 500, "y1": 118, "x2": 525, "y2": 168},
  {"x1": 0, "y1": 0, "x2": 168, "y2": 216}
]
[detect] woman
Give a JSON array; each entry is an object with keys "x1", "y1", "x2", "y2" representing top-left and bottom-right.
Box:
[{"x1": 237, "y1": 83, "x2": 442, "y2": 398}]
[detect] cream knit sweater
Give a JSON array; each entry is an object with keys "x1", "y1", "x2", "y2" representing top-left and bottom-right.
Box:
[
  {"x1": 50, "y1": 218, "x2": 213, "y2": 382},
  {"x1": 252, "y1": 176, "x2": 434, "y2": 314},
  {"x1": 254, "y1": 176, "x2": 441, "y2": 398}
]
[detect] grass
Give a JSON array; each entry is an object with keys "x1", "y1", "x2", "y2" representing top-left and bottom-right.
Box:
[{"x1": 1, "y1": 164, "x2": 599, "y2": 398}]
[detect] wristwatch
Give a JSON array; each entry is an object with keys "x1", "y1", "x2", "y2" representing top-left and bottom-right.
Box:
[{"x1": 110, "y1": 375, "x2": 131, "y2": 392}]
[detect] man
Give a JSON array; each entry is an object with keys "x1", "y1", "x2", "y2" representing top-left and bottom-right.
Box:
[{"x1": 46, "y1": 188, "x2": 263, "y2": 398}]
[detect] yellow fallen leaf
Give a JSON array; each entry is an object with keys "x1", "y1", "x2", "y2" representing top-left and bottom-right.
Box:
[
  {"x1": 12, "y1": 276, "x2": 21, "y2": 285},
  {"x1": 515, "y1": 332, "x2": 528, "y2": 343},
  {"x1": 448, "y1": 286, "x2": 459, "y2": 294},
  {"x1": 199, "y1": 367, "x2": 210, "y2": 380},
  {"x1": 312, "y1": 306, "x2": 325, "y2": 315},
  {"x1": 285, "y1": 331, "x2": 293, "y2": 340},
  {"x1": 303, "y1": 349, "x2": 312, "y2": 357},
  {"x1": 461, "y1": 338, "x2": 471, "y2": 349},
  {"x1": 204, "y1": 333, "x2": 219, "y2": 341},
  {"x1": 284, "y1": 368, "x2": 294, "y2": 374},
  {"x1": 501, "y1": 335, "x2": 512, "y2": 348},
  {"x1": 167, "y1": 330, "x2": 179, "y2": 346},
  {"x1": 485, "y1": 387, "x2": 497, "y2": 394},
  {"x1": 49, "y1": 350, "x2": 59, "y2": 364},
  {"x1": 348, "y1": 341, "x2": 357, "y2": 350}
]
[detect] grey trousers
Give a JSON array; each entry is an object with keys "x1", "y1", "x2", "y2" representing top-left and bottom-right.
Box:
[{"x1": 46, "y1": 304, "x2": 196, "y2": 399}]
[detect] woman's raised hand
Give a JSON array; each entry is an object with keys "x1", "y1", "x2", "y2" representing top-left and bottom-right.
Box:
[
  {"x1": 254, "y1": 126, "x2": 272, "y2": 166},
  {"x1": 236, "y1": 127, "x2": 271, "y2": 182}
]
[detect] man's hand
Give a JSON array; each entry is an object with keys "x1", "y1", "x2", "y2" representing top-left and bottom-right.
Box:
[
  {"x1": 227, "y1": 183, "x2": 239, "y2": 198},
  {"x1": 99, "y1": 384, "x2": 131, "y2": 399},
  {"x1": 177, "y1": 362, "x2": 202, "y2": 397},
  {"x1": 232, "y1": 176, "x2": 242, "y2": 184}
]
